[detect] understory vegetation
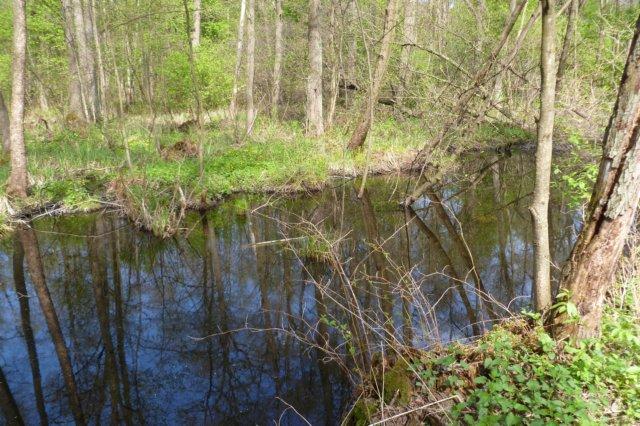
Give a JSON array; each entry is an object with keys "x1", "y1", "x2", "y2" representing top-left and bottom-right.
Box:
[
  {"x1": 0, "y1": 117, "x2": 531, "y2": 236},
  {"x1": 349, "y1": 251, "x2": 640, "y2": 425}
]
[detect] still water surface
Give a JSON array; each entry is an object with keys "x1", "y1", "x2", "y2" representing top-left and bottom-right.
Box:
[{"x1": 0, "y1": 153, "x2": 580, "y2": 425}]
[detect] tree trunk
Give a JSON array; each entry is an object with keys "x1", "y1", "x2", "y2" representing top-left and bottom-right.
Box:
[
  {"x1": 347, "y1": 0, "x2": 399, "y2": 149},
  {"x1": 61, "y1": 0, "x2": 84, "y2": 119},
  {"x1": 192, "y1": 0, "x2": 201, "y2": 48},
  {"x1": 0, "y1": 367, "x2": 23, "y2": 426},
  {"x1": 245, "y1": 0, "x2": 256, "y2": 135},
  {"x1": 18, "y1": 226, "x2": 86, "y2": 425},
  {"x1": 0, "y1": 91, "x2": 10, "y2": 154},
  {"x1": 555, "y1": 14, "x2": 640, "y2": 339},
  {"x1": 70, "y1": 0, "x2": 97, "y2": 121},
  {"x1": 556, "y1": 0, "x2": 580, "y2": 92},
  {"x1": 530, "y1": 0, "x2": 557, "y2": 311},
  {"x1": 398, "y1": 0, "x2": 417, "y2": 105},
  {"x1": 7, "y1": 0, "x2": 28, "y2": 198},
  {"x1": 345, "y1": 0, "x2": 358, "y2": 103},
  {"x1": 306, "y1": 0, "x2": 324, "y2": 136},
  {"x1": 88, "y1": 0, "x2": 107, "y2": 118},
  {"x1": 229, "y1": 0, "x2": 247, "y2": 122},
  {"x1": 13, "y1": 236, "x2": 49, "y2": 426},
  {"x1": 271, "y1": 0, "x2": 284, "y2": 118}
]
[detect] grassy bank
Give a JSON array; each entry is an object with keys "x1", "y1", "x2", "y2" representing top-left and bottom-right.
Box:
[
  {"x1": 0, "y1": 116, "x2": 532, "y2": 236},
  {"x1": 348, "y1": 247, "x2": 640, "y2": 425}
]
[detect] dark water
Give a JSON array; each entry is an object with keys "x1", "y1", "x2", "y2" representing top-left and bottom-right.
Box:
[{"x1": 0, "y1": 153, "x2": 580, "y2": 425}]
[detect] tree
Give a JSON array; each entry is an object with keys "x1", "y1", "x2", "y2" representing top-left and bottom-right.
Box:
[
  {"x1": 556, "y1": 0, "x2": 580, "y2": 91},
  {"x1": 246, "y1": 0, "x2": 256, "y2": 135},
  {"x1": 229, "y1": 0, "x2": 247, "y2": 122},
  {"x1": 7, "y1": 0, "x2": 28, "y2": 198},
  {"x1": 347, "y1": 0, "x2": 399, "y2": 149},
  {"x1": 0, "y1": 91, "x2": 9, "y2": 153},
  {"x1": 397, "y1": 0, "x2": 417, "y2": 105},
  {"x1": 555, "y1": 13, "x2": 640, "y2": 339},
  {"x1": 271, "y1": 0, "x2": 284, "y2": 118},
  {"x1": 306, "y1": 0, "x2": 324, "y2": 136},
  {"x1": 60, "y1": 0, "x2": 84, "y2": 119},
  {"x1": 192, "y1": 0, "x2": 201, "y2": 48},
  {"x1": 530, "y1": 0, "x2": 558, "y2": 311}
]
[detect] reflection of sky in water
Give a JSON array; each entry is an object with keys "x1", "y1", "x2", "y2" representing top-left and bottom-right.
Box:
[{"x1": 0, "y1": 153, "x2": 581, "y2": 424}]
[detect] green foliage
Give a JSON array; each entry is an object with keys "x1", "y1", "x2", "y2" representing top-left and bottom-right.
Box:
[
  {"x1": 405, "y1": 308, "x2": 640, "y2": 425},
  {"x1": 553, "y1": 132, "x2": 599, "y2": 209}
]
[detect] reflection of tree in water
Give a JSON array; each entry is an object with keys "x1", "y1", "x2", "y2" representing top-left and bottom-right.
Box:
[{"x1": 0, "y1": 154, "x2": 579, "y2": 424}]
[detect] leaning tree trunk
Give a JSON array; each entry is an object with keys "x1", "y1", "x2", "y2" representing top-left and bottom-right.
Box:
[
  {"x1": 0, "y1": 91, "x2": 10, "y2": 154},
  {"x1": 530, "y1": 0, "x2": 557, "y2": 311},
  {"x1": 8, "y1": 0, "x2": 28, "y2": 198},
  {"x1": 347, "y1": 0, "x2": 399, "y2": 150},
  {"x1": 555, "y1": 14, "x2": 640, "y2": 340},
  {"x1": 306, "y1": 0, "x2": 324, "y2": 136}
]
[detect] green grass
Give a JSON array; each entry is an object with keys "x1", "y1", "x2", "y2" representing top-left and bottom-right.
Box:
[{"x1": 0, "y1": 116, "x2": 532, "y2": 236}]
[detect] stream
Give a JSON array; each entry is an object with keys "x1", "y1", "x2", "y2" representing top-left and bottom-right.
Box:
[{"x1": 0, "y1": 152, "x2": 581, "y2": 425}]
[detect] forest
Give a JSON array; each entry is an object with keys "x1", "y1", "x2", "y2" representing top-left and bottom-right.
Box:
[{"x1": 0, "y1": 0, "x2": 640, "y2": 424}]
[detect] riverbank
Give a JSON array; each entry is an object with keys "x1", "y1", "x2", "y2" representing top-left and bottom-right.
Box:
[
  {"x1": 347, "y1": 244, "x2": 640, "y2": 425},
  {"x1": 0, "y1": 117, "x2": 533, "y2": 236}
]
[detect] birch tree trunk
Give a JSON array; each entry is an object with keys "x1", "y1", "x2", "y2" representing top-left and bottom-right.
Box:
[
  {"x1": 398, "y1": 0, "x2": 417, "y2": 105},
  {"x1": 347, "y1": 0, "x2": 399, "y2": 149},
  {"x1": 245, "y1": 0, "x2": 256, "y2": 135},
  {"x1": 555, "y1": 14, "x2": 640, "y2": 339},
  {"x1": 8, "y1": 0, "x2": 28, "y2": 198},
  {"x1": 530, "y1": 0, "x2": 558, "y2": 311},
  {"x1": 229, "y1": 0, "x2": 247, "y2": 121},
  {"x1": 271, "y1": 0, "x2": 284, "y2": 118},
  {"x1": 306, "y1": 0, "x2": 324, "y2": 136},
  {"x1": 0, "y1": 91, "x2": 10, "y2": 154},
  {"x1": 192, "y1": 0, "x2": 202, "y2": 48}
]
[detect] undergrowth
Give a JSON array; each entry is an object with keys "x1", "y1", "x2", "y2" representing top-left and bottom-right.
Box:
[
  {"x1": 352, "y1": 279, "x2": 640, "y2": 425},
  {"x1": 0, "y1": 116, "x2": 529, "y2": 236}
]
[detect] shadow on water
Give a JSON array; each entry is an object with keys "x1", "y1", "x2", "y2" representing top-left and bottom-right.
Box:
[{"x1": 0, "y1": 152, "x2": 580, "y2": 424}]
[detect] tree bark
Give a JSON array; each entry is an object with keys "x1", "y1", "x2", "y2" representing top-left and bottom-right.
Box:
[
  {"x1": 61, "y1": 0, "x2": 85, "y2": 119},
  {"x1": 69, "y1": 0, "x2": 97, "y2": 121},
  {"x1": 229, "y1": 0, "x2": 247, "y2": 122},
  {"x1": 192, "y1": 0, "x2": 202, "y2": 48},
  {"x1": 556, "y1": 0, "x2": 580, "y2": 92},
  {"x1": 271, "y1": 0, "x2": 284, "y2": 118},
  {"x1": 0, "y1": 91, "x2": 10, "y2": 154},
  {"x1": 7, "y1": 0, "x2": 28, "y2": 198},
  {"x1": 555, "y1": 13, "x2": 640, "y2": 339},
  {"x1": 530, "y1": 0, "x2": 557, "y2": 311},
  {"x1": 245, "y1": 0, "x2": 256, "y2": 135},
  {"x1": 397, "y1": 0, "x2": 417, "y2": 105},
  {"x1": 347, "y1": 0, "x2": 399, "y2": 149},
  {"x1": 306, "y1": 0, "x2": 324, "y2": 136}
]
